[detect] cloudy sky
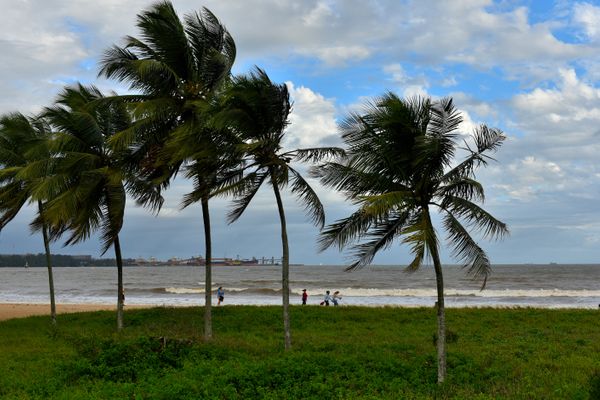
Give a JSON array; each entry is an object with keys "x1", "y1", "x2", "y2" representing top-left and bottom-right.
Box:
[{"x1": 1, "y1": 0, "x2": 600, "y2": 265}]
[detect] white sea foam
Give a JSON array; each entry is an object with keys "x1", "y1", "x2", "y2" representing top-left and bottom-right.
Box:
[
  {"x1": 165, "y1": 286, "x2": 600, "y2": 298},
  {"x1": 164, "y1": 287, "x2": 255, "y2": 294},
  {"x1": 294, "y1": 288, "x2": 600, "y2": 298},
  {"x1": 165, "y1": 287, "x2": 203, "y2": 294}
]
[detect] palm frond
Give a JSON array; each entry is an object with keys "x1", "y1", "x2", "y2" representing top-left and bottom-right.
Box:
[
  {"x1": 208, "y1": 165, "x2": 247, "y2": 198},
  {"x1": 318, "y1": 209, "x2": 375, "y2": 252},
  {"x1": 441, "y1": 195, "x2": 509, "y2": 240},
  {"x1": 126, "y1": 176, "x2": 164, "y2": 213},
  {"x1": 413, "y1": 97, "x2": 461, "y2": 173},
  {"x1": 443, "y1": 212, "x2": 491, "y2": 288},
  {"x1": 473, "y1": 124, "x2": 505, "y2": 154},
  {"x1": 135, "y1": 1, "x2": 191, "y2": 80},
  {"x1": 185, "y1": 7, "x2": 236, "y2": 90},
  {"x1": 441, "y1": 125, "x2": 505, "y2": 183},
  {"x1": 224, "y1": 171, "x2": 267, "y2": 223},
  {"x1": 437, "y1": 177, "x2": 485, "y2": 203},
  {"x1": 400, "y1": 212, "x2": 429, "y2": 272},
  {"x1": 355, "y1": 190, "x2": 414, "y2": 216},
  {"x1": 347, "y1": 212, "x2": 409, "y2": 270},
  {"x1": 288, "y1": 166, "x2": 325, "y2": 228},
  {"x1": 427, "y1": 97, "x2": 462, "y2": 138},
  {"x1": 0, "y1": 112, "x2": 53, "y2": 232},
  {"x1": 312, "y1": 161, "x2": 409, "y2": 197},
  {"x1": 0, "y1": 185, "x2": 27, "y2": 228},
  {"x1": 291, "y1": 147, "x2": 345, "y2": 163},
  {"x1": 100, "y1": 184, "x2": 126, "y2": 254}
]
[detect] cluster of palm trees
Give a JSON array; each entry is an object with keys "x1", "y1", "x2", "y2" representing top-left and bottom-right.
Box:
[{"x1": 0, "y1": 1, "x2": 507, "y2": 383}]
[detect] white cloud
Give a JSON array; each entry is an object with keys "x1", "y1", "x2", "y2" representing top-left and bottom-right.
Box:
[
  {"x1": 450, "y1": 92, "x2": 498, "y2": 120},
  {"x1": 394, "y1": 1, "x2": 586, "y2": 73},
  {"x1": 0, "y1": 0, "x2": 593, "y2": 117},
  {"x1": 502, "y1": 156, "x2": 565, "y2": 201},
  {"x1": 303, "y1": 2, "x2": 335, "y2": 27},
  {"x1": 511, "y1": 68, "x2": 600, "y2": 154},
  {"x1": 573, "y1": 2, "x2": 600, "y2": 42},
  {"x1": 383, "y1": 64, "x2": 407, "y2": 82},
  {"x1": 383, "y1": 63, "x2": 430, "y2": 97},
  {"x1": 307, "y1": 45, "x2": 371, "y2": 66},
  {"x1": 285, "y1": 81, "x2": 338, "y2": 148}
]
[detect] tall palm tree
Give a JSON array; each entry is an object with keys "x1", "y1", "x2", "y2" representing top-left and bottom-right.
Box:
[
  {"x1": 315, "y1": 93, "x2": 508, "y2": 382},
  {"x1": 217, "y1": 68, "x2": 341, "y2": 350},
  {"x1": 0, "y1": 113, "x2": 58, "y2": 325},
  {"x1": 98, "y1": 1, "x2": 236, "y2": 340},
  {"x1": 33, "y1": 84, "x2": 161, "y2": 331}
]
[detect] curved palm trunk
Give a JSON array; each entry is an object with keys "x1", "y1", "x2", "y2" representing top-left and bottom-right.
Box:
[
  {"x1": 431, "y1": 245, "x2": 446, "y2": 383},
  {"x1": 201, "y1": 195, "x2": 213, "y2": 341},
  {"x1": 38, "y1": 201, "x2": 56, "y2": 326},
  {"x1": 270, "y1": 171, "x2": 291, "y2": 350},
  {"x1": 425, "y1": 209, "x2": 446, "y2": 383},
  {"x1": 114, "y1": 235, "x2": 124, "y2": 331}
]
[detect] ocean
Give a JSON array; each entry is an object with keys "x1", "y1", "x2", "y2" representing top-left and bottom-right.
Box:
[{"x1": 0, "y1": 264, "x2": 599, "y2": 309}]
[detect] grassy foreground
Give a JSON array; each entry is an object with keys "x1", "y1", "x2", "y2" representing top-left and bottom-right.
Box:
[{"x1": 0, "y1": 306, "x2": 598, "y2": 399}]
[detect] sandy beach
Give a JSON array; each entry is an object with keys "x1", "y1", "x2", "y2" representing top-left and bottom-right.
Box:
[{"x1": 0, "y1": 303, "x2": 151, "y2": 321}]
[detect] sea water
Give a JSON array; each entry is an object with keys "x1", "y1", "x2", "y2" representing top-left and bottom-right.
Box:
[{"x1": 0, "y1": 264, "x2": 599, "y2": 308}]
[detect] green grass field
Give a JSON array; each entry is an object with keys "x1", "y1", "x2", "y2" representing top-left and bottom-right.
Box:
[{"x1": 0, "y1": 306, "x2": 598, "y2": 399}]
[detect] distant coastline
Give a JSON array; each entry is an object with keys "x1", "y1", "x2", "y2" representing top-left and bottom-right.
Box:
[
  {"x1": 0, "y1": 253, "x2": 301, "y2": 267},
  {"x1": 0, "y1": 254, "x2": 596, "y2": 268}
]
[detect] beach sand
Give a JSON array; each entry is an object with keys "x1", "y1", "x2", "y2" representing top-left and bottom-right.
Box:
[{"x1": 0, "y1": 303, "x2": 151, "y2": 321}]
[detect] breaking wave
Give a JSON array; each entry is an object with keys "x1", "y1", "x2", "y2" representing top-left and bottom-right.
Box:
[
  {"x1": 164, "y1": 287, "x2": 600, "y2": 298},
  {"x1": 164, "y1": 287, "x2": 281, "y2": 295},
  {"x1": 301, "y1": 288, "x2": 600, "y2": 297}
]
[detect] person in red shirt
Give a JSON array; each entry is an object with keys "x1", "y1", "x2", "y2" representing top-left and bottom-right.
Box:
[{"x1": 302, "y1": 289, "x2": 308, "y2": 305}]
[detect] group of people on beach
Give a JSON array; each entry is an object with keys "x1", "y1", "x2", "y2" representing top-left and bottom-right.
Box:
[
  {"x1": 302, "y1": 289, "x2": 342, "y2": 306},
  {"x1": 215, "y1": 287, "x2": 342, "y2": 306}
]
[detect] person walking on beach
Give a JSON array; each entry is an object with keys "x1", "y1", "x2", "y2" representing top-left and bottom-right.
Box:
[
  {"x1": 302, "y1": 289, "x2": 308, "y2": 305},
  {"x1": 322, "y1": 290, "x2": 332, "y2": 306},
  {"x1": 332, "y1": 291, "x2": 342, "y2": 306},
  {"x1": 217, "y1": 286, "x2": 224, "y2": 306}
]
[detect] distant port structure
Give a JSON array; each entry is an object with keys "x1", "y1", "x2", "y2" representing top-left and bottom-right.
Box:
[{"x1": 131, "y1": 255, "x2": 288, "y2": 266}]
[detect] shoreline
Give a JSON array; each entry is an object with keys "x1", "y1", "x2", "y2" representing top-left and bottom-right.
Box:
[{"x1": 0, "y1": 303, "x2": 156, "y2": 321}]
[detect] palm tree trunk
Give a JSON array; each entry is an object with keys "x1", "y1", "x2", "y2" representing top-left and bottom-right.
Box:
[
  {"x1": 38, "y1": 201, "x2": 56, "y2": 326},
  {"x1": 427, "y1": 218, "x2": 447, "y2": 384},
  {"x1": 270, "y1": 171, "x2": 291, "y2": 350},
  {"x1": 114, "y1": 234, "x2": 124, "y2": 331},
  {"x1": 201, "y1": 195, "x2": 213, "y2": 341}
]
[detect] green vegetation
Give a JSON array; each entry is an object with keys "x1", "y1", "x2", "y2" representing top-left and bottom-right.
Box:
[{"x1": 0, "y1": 306, "x2": 598, "y2": 399}]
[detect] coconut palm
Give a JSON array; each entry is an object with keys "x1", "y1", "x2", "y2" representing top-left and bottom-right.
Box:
[
  {"x1": 98, "y1": 1, "x2": 236, "y2": 340},
  {"x1": 314, "y1": 93, "x2": 508, "y2": 382},
  {"x1": 33, "y1": 84, "x2": 161, "y2": 331},
  {"x1": 0, "y1": 113, "x2": 58, "y2": 324},
  {"x1": 217, "y1": 68, "x2": 341, "y2": 349}
]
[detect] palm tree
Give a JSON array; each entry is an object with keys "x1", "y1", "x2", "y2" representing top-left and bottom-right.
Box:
[
  {"x1": 98, "y1": 1, "x2": 236, "y2": 340},
  {"x1": 0, "y1": 113, "x2": 58, "y2": 325},
  {"x1": 314, "y1": 93, "x2": 508, "y2": 382},
  {"x1": 217, "y1": 68, "x2": 341, "y2": 349},
  {"x1": 33, "y1": 84, "x2": 161, "y2": 331}
]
